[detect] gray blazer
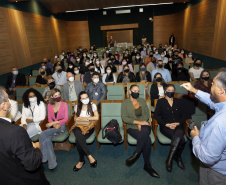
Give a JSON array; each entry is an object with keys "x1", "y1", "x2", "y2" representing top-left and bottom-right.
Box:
[
  {"x1": 63, "y1": 81, "x2": 83, "y2": 101},
  {"x1": 85, "y1": 82, "x2": 107, "y2": 104}
]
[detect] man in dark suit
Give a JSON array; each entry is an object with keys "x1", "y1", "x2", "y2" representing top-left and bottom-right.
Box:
[
  {"x1": 0, "y1": 89, "x2": 50, "y2": 185},
  {"x1": 6, "y1": 67, "x2": 26, "y2": 96},
  {"x1": 169, "y1": 33, "x2": 175, "y2": 47}
]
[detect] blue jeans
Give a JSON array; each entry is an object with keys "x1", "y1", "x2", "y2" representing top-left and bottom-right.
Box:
[
  {"x1": 39, "y1": 125, "x2": 65, "y2": 169},
  {"x1": 27, "y1": 122, "x2": 40, "y2": 138}
]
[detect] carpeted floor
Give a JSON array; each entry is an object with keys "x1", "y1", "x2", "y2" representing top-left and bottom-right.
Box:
[{"x1": 43, "y1": 140, "x2": 200, "y2": 185}]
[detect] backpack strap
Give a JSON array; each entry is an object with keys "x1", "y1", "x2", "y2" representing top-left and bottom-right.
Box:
[{"x1": 102, "y1": 121, "x2": 111, "y2": 139}]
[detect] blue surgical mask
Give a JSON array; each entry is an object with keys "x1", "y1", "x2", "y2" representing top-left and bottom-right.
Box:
[{"x1": 13, "y1": 71, "x2": 18, "y2": 75}]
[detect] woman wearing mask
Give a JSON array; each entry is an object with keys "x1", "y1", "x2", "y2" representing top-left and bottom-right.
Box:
[
  {"x1": 150, "y1": 73, "x2": 167, "y2": 106},
  {"x1": 102, "y1": 66, "x2": 116, "y2": 84},
  {"x1": 194, "y1": 70, "x2": 212, "y2": 93},
  {"x1": 185, "y1": 52, "x2": 194, "y2": 64},
  {"x1": 171, "y1": 62, "x2": 190, "y2": 81},
  {"x1": 36, "y1": 68, "x2": 47, "y2": 86},
  {"x1": 178, "y1": 49, "x2": 187, "y2": 60},
  {"x1": 101, "y1": 52, "x2": 108, "y2": 67},
  {"x1": 81, "y1": 52, "x2": 89, "y2": 63},
  {"x1": 106, "y1": 59, "x2": 117, "y2": 73},
  {"x1": 43, "y1": 76, "x2": 61, "y2": 101},
  {"x1": 74, "y1": 66, "x2": 82, "y2": 82},
  {"x1": 133, "y1": 53, "x2": 142, "y2": 65},
  {"x1": 166, "y1": 50, "x2": 173, "y2": 58},
  {"x1": 144, "y1": 51, "x2": 156, "y2": 66},
  {"x1": 160, "y1": 52, "x2": 168, "y2": 64},
  {"x1": 121, "y1": 85, "x2": 160, "y2": 178},
  {"x1": 71, "y1": 91, "x2": 99, "y2": 171},
  {"x1": 154, "y1": 84, "x2": 187, "y2": 172},
  {"x1": 136, "y1": 63, "x2": 151, "y2": 83},
  {"x1": 93, "y1": 52, "x2": 98, "y2": 59},
  {"x1": 75, "y1": 57, "x2": 85, "y2": 74},
  {"x1": 164, "y1": 57, "x2": 176, "y2": 72},
  {"x1": 117, "y1": 64, "x2": 136, "y2": 85},
  {"x1": 189, "y1": 59, "x2": 204, "y2": 81},
  {"x1": 141, "y1": 46, "x2": 148, "y2": 59},
  {"x1": 84, "y1": 59, "x2": 91, "y2": 73},
  {"x1": 39, "y1": 88, "x2": 68, "y2": 170},
  {"x1": 118, "y1": 59, "x2": 134, "y2": 73},
  {"x1": 21, "y1": 88, "x2": 46, "y2": 138},
  {"x1": 66, "y1": 62, "x2": 75, "y2": 73},
  {"x1": 94, "y1": 58, "x2": 105, "y2": 75}
]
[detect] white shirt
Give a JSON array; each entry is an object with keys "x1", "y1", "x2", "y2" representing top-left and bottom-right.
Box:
[
  {"x1": 21, "y1": 101, "x2": 46, "y2": 132},
  {"x1": 52, "y1": 71, "x2": 67, "y2": 85},
  {"x1": 95, "y1": 66, "x2": 105, "y2": 74},
  {"x1": 189, "y1": 67, "x2": 204, "y2": 79},
  {"x1": 162, "y1": 57, "x2": 169, "y2": 64},
  {"x1": 158, "y1": 86, "x2": 165, "y2": 97},
  {"x1": 74, "y1": 102, "x2": 97, "y2": 117},
  {"x1": 102, "y1": 73, "x2": 116, "y2": 84},
  {"x1": 0, "y1": 117, "x2": 11, "y2": 122}
]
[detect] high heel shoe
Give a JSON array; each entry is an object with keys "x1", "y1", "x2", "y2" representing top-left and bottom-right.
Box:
[
  {"x1": 125, "y1": 152, "x2": 140, "y2": 167},
  {"x1": 144, "y1": 163, "x2": 160, "y2": 178},
  {"x1": 73, "y1": 161, "x2": 85, "y2": 171},
  {"x1": 90, "y1": 160, "x2": 97, "y2": 168}
]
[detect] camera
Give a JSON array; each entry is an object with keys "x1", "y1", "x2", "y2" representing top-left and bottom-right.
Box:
[{"x1": 188, "y1": 119, "x2": 197, "y2": 137}]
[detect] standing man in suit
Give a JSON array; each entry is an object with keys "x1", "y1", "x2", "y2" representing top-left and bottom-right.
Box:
[
  {"x1": 0, "y1": 88, "x2": 50, "y2": 185},
  {"x1": 63, "y1": 72, "x2": 83, "y2": 106},
  {"x1": 169, "y1": 33, "x2": 175, "y2": 47},
  {"x1": 6, "y1": 67, "x2": 26, "y2": 96},
  {"x1": 108, "y1": 35, "x2": 115, "y2": 48}
]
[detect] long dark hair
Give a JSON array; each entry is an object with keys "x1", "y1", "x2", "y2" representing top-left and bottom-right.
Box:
[
  {"x1": 22, "y1": 88, "x2": 44, "y2": 108},
  {"x1": 139, "y1": 63, "x2": 146, "y2": 81},
  {"x1": 199, "y1": 70, "x2": 212, "y2": 87},
  {"x1": 105, "y1": 65, "x2": 114, "y2": 82},
  {"x1": 153, "y1": 72, "x2": 166, "y2": 85},
  {"x1": 76, "y1": 91, "x2": 94, "y2": 117}
]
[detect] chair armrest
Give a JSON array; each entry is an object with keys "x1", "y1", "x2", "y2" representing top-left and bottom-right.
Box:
[
  {"x1": 123, "y1": 122, "x2": 127, "y2": 135},
  {"x1": 146, "y1": 93, "x2": 150, "y2": 99},
  {"x1": 15, "y1": 118, "x2": 21, "y2": 126},
  {"x1": 65, "y1": 115, "x2": 75, "y2": 132},
  {"x1": 152, "y1": 118, "x2": 158, "y2": 139},
  {"x1": 39, "y1": 116, "x2": 48, "y2": 131},
  {"x1": 184, "y1": 120, "x2": 189, "y2": 136}
]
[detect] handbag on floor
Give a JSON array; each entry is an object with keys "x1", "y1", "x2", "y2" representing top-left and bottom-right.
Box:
[{"x1": 54, "y1": 142, "x2": 71, "y2": 151}]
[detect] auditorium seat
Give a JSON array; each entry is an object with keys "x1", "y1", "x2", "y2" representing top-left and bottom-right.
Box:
[
  {"x1": 107, "y1": 83, "x2": 125, "y2": 100},
  {"x1": 33, "y1": 85, "x2": 47, "y2": 95},
  {"x1": 208, "y1": 69, "x2": 219, "y2": 79},
  {"x1": 168, "y1": 81, "x2": 188, "y2": 95},
  {"x1": 134, "y1": 64, "x2": 139, "y2": 73},
  {"x1": 32, "y1": 70, "x2": 39, "y2": 76},
  {"x1": 29, "y1": 76, "x2": 37, "y2": 87},
  {"x1": 16, "y1": 86, "x2": 30, "y2": 101}
]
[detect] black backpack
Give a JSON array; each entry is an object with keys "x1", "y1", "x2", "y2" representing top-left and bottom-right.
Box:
[{"x1": 102, "y1": 119, "x2": 122, "y2": 145}]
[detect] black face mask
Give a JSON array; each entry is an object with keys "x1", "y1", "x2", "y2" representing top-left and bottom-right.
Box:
[
  {"x1": 49, "y1": 81, "x2": 55, "y2": 89},
  {"x1": 131, "y1": 92, "x2": 139, "y2": 99},
  {"x1": 40, "y1": 71, "x2": 45, "y2": 75},
  {"x1": 177, "y1": 67, "x2": 183, "y2": 70},
  {"x1": 165, "y1": 92, "x2": 175, "y2": 98},
  {"x1": 195, "y1": 63, "x2": 201, "y2": 67},
  {"x1": 64, "y1": 56, "x2": 67, "y2": 59},
  {"x1": 108, "y1": 63, "x2": 112, "y2": 66},
  {"x1": 150, "y1": 55, "x2": 153, "y2": 57},
  {"x1": 202, "y1": 77, "x2": 209, "y2": 81},
  {"x1": 152, "y1": 60, "x2": 156, "y2": 63},
  {"x1": 124, "y1": 69, "x2": 130, "y2": 73},
  {"x1": 156, "y1": 77, "x2": 162, "y2": 82},
  {"x1": 158, "y1": 65, "x2": 163, "y2": 68},
  {"x1": 90, "y1": 68, "x2": 95, "y2": 72},
  {"x1": 168, "y1": 61, "x2": 173, "y2": 63},
  {"x1": 58, "y1": 69, "x2": 62, "y2": 73},
  {"x1": 174, "y1": 54, "x2": 178, "y2": 57}
]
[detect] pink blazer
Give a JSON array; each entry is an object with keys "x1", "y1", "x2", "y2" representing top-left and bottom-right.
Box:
[{"x1": 47, "y1": 102, "x2": 69, "y2": 125}]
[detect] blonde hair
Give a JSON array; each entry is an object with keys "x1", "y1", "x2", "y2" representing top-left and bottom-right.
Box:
[
  {"x1": 48, "y1": 88, "x2": 64, "y2": 105},
  {"x1": 39, "y1": 68, "x2": 47, "y2": 79}
]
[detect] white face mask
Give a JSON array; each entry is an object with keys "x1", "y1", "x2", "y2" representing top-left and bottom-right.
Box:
[
  {"x1": 94, "y1": 54, "x2": 97, "y2": 57},
  {"x1": 93, "y1": 78, "x2": 99, "y2": 84},
  {"x1": 143, "y1": 48, "x2": 146, "y2": 51},
  {"x1": 62, "y1": 52, "x2": 65, "y2": 55},
  {"x1": 83, "y1": 54, "x2": 86, "y2": 57},
  {"x1": 69, "y1": 66, "x2": 73, "y2": 69},
  {"x1": 161, "y1": 54, "x2": 165, "y2": 57},
  {"x1": 188, "y1": 54, "x2": 192, "y2": 58},
  {"x1": 96, "y1": 61, "x2": 100, "y2": 65},
  {"x1": 155, "y1": 52, "x2": 158, "y2": 55},
  {"x1": 181, "y1": 51, "x2": 184, "y2": 54},
  {"x1": 85, "y1": 62, "x2": 90, "y2": 66},
  {"x1": 68, "y1": 77, "x2": 74, "y2": 82},
  {"x1": 74, "y1": 70, "x2": 79, "y2": 74},
  {"x1": 81, "y1": 98, "x2": 90, "y2": 105},
  {"x1": 55, "y1": 56, "x2": 57, "y2": 58},
  {"x1": 153, "y1": 48, "x2": 156, "y2": 51},
  {"x1": 106, "y1": 51, "x2": 109, "y2": 53},
  {"x1": 29, "y1": 97, "x2": 37, "y2": 103},
  {"x1": 42, "y1": 66, "x2": 46, "y2": 69},
  {"x1": 76, "y1": 58, "x2": 80, "y2": 62},
  {"x1": 169, "y1": 51, "x2": 172, "y2": 54},
  {"x1": 13, "y1": 71, "x2": 18, "y2": 75},
  {"x1": 136, "y1": 56, "x2": 140, "y2": 59},
  {"x1": 134, "y1": 50, "x2": 137, "y2": 52},
  {"x1": 106, "y1": 70, "x2": 111, "y2": 74}
]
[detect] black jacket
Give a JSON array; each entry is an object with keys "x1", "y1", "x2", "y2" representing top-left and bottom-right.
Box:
[
  {"x1": 136, "y1": 71, "x2": 152, "y2": 82},
  {"x1": 171, "y1": 68, "x2": 190, "y2": 81},
  {"x1": 150, "y1": 83, "x2": 167, "y2": 105},
  {"x1": 6, "y1": 73, "x2": 26, "y2": 89},
  {"x1": 164, "y1": 62, "x2": 177, "y2": 72},
  {"x1": 0, "y1": 118, "x2": 50, "y2": 185},
  {"x1": 117, "y1": 72, "x2": 136, "y2": 83}
]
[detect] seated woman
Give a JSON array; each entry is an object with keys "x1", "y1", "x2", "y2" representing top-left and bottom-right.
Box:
[
  {"x1": 36, "y1": 68, "x2": 47, "y2": 86},
  {"x1": 42, "y1": 75, "x2": 61, "y2": 101},
  {"x1": 144, "y1": 51, "x2": 157, "y2": 67},
  {"x1": 73, "y1": 66, "x2": 83, "y2": 82},
  {"x1": 102, "y1": 66, "x2": 116, "y2": 84},
  {"x1": 154, "y1": 84, "x2": 186, "y2": 172},
  {"x1": 150, "y1": 73, "x2": 167, "y2": 106},
  {"x1": 121, "y1": 85, "x2": 159, "y2": 178},
  {"x1": 194, "y1": 70, "x2": 212, "y2": 94},
  {"x1": 118, "y1": 59, "x2": 134, "y2": 73},
  {"x1": 136, "y1": 63, "x2": 151, "y2": 92},
  {"x1": 106, "y1": 59, "x2": 117, "y2": 73},
  {"x1": 189, "y1": 59, "x2": 204, "y2": 81},
  {"x1": 117, "y1": 64, "x2": 136, "y2": 85},
  {"x1": 66, "y1": 62, "x2": 75, "y2": 73},
  {"x1": 178, "y1": 49, "x2": 187, "y2": 60},
  {"x1": 71, "y1": 91, "x2": 99, "y2": 171},
  {"x1": 39, "y1": 88, "x2": 68, "y2": 170},
  {"x1": 21, "y1": 88, "x2": 46, "y2": 138},
  {"x1": 133, "y1": 53, "x2": 142, "y2": 65},
  {"x1": 94, "y1": 58, "x2": 105, "y2": 75},
  {"x1": 171, "y1": 62, "x2": 190, "y2": 81},
  {"x1": 185, "y1": 52, "x2": 194, "y2": 64}
]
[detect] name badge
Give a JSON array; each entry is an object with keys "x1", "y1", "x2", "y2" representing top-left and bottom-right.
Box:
[{"x1": 95, "y1": 92, "x2": 98, "y2": 96}]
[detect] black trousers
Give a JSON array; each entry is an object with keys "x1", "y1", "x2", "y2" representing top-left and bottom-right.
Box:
[
  {"x1": 73, "y1": 127, "x2": 94, "y2": 162},
  {"x1": 160, "y1": 125, "x2": 186, "y2": 147},
  {"x1": 127, "y1": 125, "x2": 152, "y2": 164}
]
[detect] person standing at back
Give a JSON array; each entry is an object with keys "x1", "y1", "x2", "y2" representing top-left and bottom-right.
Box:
[{"x1": 0, "y1": 89, "x2": 50, "y2": 185}]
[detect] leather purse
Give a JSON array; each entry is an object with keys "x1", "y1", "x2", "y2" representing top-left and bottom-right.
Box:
[{"x1": 53, "y1": 142, "x2": 71, "y2": 151}]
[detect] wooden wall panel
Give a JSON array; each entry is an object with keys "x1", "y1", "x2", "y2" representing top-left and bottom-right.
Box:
[
  {"x1": 153, "y1": 11, "x2": 184, "y2": 48},
  {"x1": 101, "y1": 23, "x2": 139, "y2": 31},
  {"x1": 107, "y1": 30, "x2": 133, "y2": 43}
]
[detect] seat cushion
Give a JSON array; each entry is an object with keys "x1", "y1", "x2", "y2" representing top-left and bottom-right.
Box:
[
  {"x1": 97, "y1": 128, "x2": 124, "y2": 144},
  {"x1": 69, "y1": 132, "x2": 95, "y2": 144},
  {"x1": 52, "y1": 130, "x2": 69, "y2": 142},
  {"x1": 128, "y1": 130, "x2": 155, "y2": 145},
  {"x1": 31, "y1": 134, "x2": 39, "y2": 142},
  {"x1": 157, "y1": 126, "x2": 187, "y2": 144}
]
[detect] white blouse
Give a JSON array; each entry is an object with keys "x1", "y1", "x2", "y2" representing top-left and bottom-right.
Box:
[
  {"x1": 158, "y1": 86, "x2": 165, "y2": 97},
  {"x1": 74, "y1": 102, "x2": 97, "y2": 117}
]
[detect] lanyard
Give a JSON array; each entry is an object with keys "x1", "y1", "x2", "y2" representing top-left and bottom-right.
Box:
[{"x1": 30, "y1": 106, "x2": 35, "y2": 118}]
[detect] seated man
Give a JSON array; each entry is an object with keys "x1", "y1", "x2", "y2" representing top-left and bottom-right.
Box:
[
  {"x1": 83, "y1": 63, "x2": 99, "y2": 86},
  {"x1": 85, "y1": 72, "x2": 107, "y2": 113},
  {"x1": 63, "y1": 72, "x2": 83, "y2": 106},
  {"x1": 52, "y1": 65, "x2": 67, "y2": 85},
  {"x1": 6, "y1": 67, "x2": 26, "y2": 96},
  {"x1": 152, "y1": 60, "x2": 172, "y2": 83}
]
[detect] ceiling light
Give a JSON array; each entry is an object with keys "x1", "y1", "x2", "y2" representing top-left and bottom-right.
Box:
[{"x1": 66, "y1": 8, "x2": 99, "y2": 13}]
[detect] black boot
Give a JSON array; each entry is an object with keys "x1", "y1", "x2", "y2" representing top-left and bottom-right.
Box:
[
  {"x1": 165, "y1": 137, "x2": 180, "y2": 172},
  {"x1": 175, "y1": 147, "x2": 186, "y2": 170},
  {"x1": 144, "y1": 163, "x2": 160, "y2": 178},
  {"x1": 125, "y1": 152, "x2": 140, "y2": 167}
]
